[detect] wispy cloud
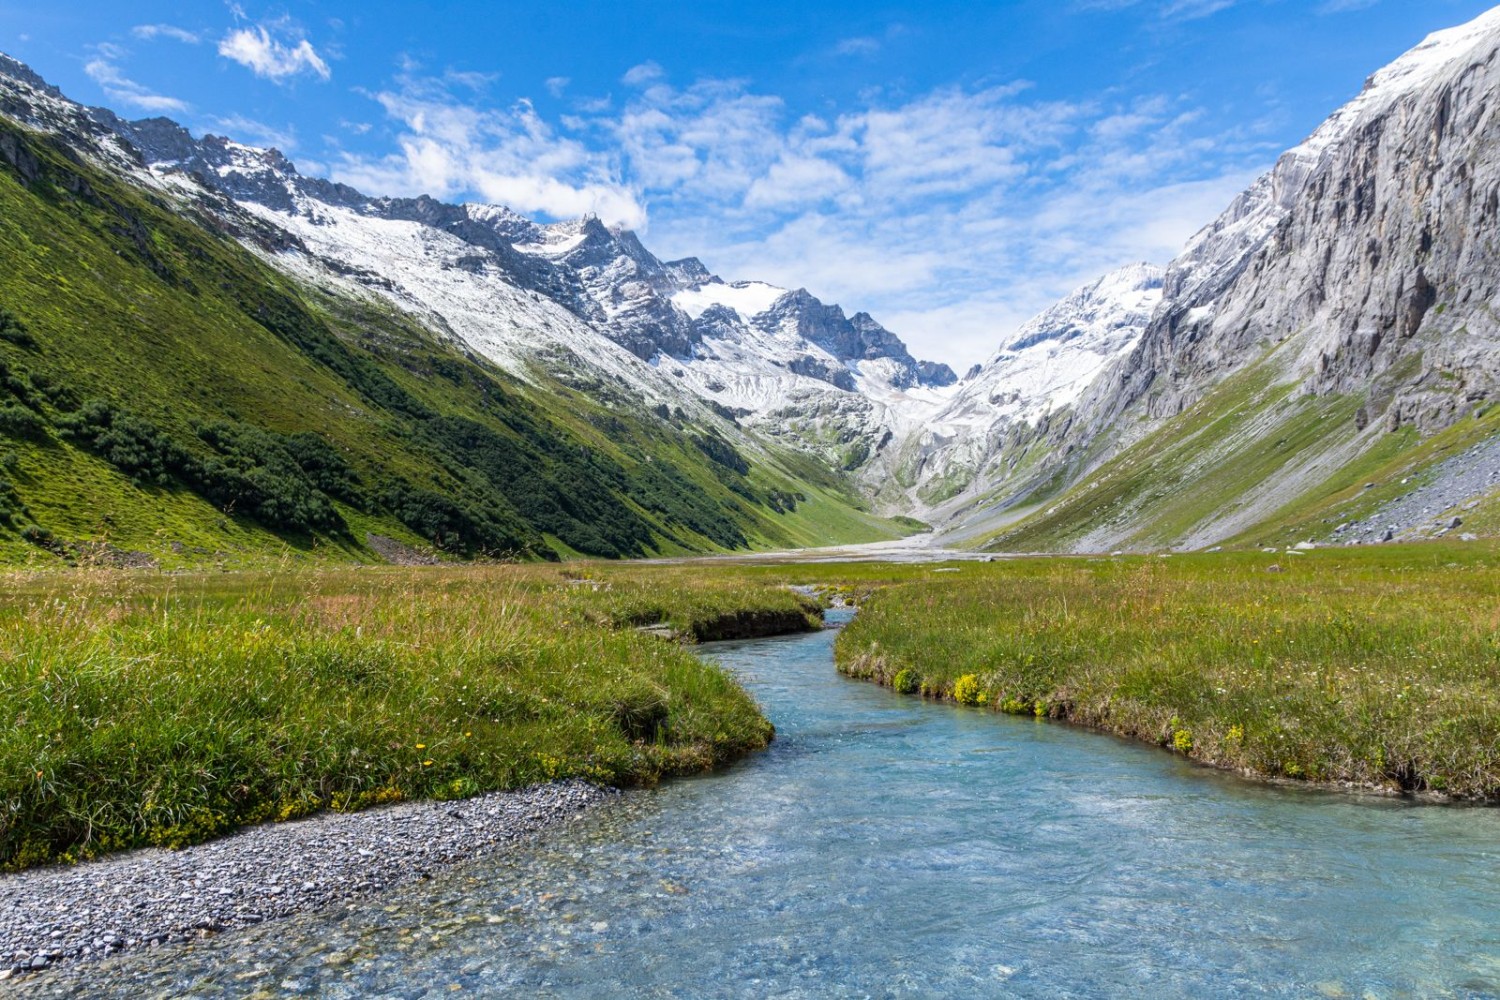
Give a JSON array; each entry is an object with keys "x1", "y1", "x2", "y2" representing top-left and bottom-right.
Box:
[
  {"x1": 131, "y1": 24, "x2": 201, "y2": 44},
  {"x1": 1074, "y1": 0, "x2": 1244, "y2": 19},
  {"x1": 83, "y1": 44, "x2": 189, "y2": 113},
  {"x1": 833, "y1": 36, "x2": 881, "y2": 56},
  {"x1": 331, "y1": 65, "x2": 644, "y2": 226},
  {"x1": 211, "y1": 114, "x2": 296, "y2": 151},
  {"x1": 334, "y1": 62, "x2": 1278, "y2": 366},
  {"x1": 218, "y1": 23, "x2": 331, "y2": 82},
  {"x1": 1162, "y1": 0, "x2": 1240, "y2": 18}
]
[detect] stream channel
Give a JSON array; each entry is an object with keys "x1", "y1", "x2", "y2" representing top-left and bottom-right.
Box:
[{"x1": 23, "y1": 608, "x2": 1500, "y2": 998}]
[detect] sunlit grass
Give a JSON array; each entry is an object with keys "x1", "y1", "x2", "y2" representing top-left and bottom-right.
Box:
[
  {"x1": 0, "y1": 564, "x2": 821, "y2": 869},
  {"x1": 836, "y1": 543, "x2": 1500, "y2": 799},
  {"x1": 7, "y1": 542, "x2": 1496, "y2": 869}
]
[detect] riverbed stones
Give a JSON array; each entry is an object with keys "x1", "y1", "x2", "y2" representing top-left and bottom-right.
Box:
[{"x1": 0, "y1": 780, "x2": 613, "y2": 978}]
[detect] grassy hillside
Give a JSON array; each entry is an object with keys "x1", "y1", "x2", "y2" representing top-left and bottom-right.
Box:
[
  {"x1": 0, "y1": 119, "x2": 901, "y2": 566},
  {"x1": 979, "y1": 345, "x2": 1500, "y2": 553}
]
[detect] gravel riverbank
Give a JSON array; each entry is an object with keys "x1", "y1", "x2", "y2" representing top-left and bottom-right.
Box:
[{"x1": 0, "y1": 780, "x2": 614, "y2": 980}]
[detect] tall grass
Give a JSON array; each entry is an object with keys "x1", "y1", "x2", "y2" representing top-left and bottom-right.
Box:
[
  {"x1": 836, "y1": 544, "x2": 1500, "y2": 799},
  {"x1": 10, "y1": 544, "x2": 1492, "y2": 869},
  {"x1": 0, "y1": 565, "x2": 814, "y2": 869}
]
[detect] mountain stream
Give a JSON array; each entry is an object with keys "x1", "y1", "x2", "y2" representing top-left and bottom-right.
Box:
[{"x1": 29, "y1": 609, "x2": 1500, "y2": 998}]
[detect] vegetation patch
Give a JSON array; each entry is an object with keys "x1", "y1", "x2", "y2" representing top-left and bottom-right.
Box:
[
  {"x1": 0, "y1": 564, "x2": 825, "y2": 870},
  {"x1": 836, "y1": 543, "x2": 1500, "y2": 800}
]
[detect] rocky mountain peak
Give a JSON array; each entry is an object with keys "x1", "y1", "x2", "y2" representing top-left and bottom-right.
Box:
[
  {"x1": 1002, "y1": 264, "x2": 1164, "y2": 355},
  {"x1": 929, "y1": 6, "x2": 1500, "y2": 550},
  {"x1": 754, "y1": 291, "x2": 955, "y2": 386},
  {"x1": 0, "y1": 54, "x2": 59, "y2": 99},
  {"x1": 664, "y1": 257, "x2": 712, "y2": 285}
]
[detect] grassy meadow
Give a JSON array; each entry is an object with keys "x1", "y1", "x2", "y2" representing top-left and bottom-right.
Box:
[
  {"x1": 4, "y1": 541, "x2": 1499, "y2": 871},
  {"x1": 836, "y1": 543, "x2": 1500, "y2": 799},
  {"x1": 0, "y1": 563, "x2": 825, "y2": 870}
]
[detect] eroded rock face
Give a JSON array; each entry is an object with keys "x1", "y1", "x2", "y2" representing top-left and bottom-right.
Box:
[
  {"x1": 1085, "y1": 10, "x2": 1500, "y2": 447},
  {"x1": 938, "y1": 10, "x2": 1500, "y2": 544}
]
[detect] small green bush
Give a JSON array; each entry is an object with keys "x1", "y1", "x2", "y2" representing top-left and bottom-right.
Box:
[
  {"x1": 609, "y1": 683, "x2": 670, "y2": 742},
  {"x1": 0, "y1": 307, "x2": 36, "y2": 349},
  {"x1": 0, "y1": 404, "x2": 47, "y2": 441},
  {"x1": 892, "y1": 668, "x2": 920, "y2": 694}
]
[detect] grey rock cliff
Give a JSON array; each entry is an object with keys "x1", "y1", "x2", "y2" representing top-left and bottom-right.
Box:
[
  {"x1": 1084, "y1": 9, "x2": 1500, "y2": 449},
  {"x1": 945, "y1": 9, "x2": 1500, "y2": 546}
]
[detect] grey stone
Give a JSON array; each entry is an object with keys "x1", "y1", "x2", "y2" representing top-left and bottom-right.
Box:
[{"x1": 0, "y1": 781, "x2": 612, "y2": 977}]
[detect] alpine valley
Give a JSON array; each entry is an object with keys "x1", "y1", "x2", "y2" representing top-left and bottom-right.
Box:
[{"x1": 3, "y1": 5, "x2": 1500, "y2": 564}]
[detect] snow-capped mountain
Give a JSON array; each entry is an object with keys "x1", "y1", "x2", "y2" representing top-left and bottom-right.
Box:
[
  {"x1": 888, "y1": 264, "x2": 1163, "y2": 517},
  {"x1": 946, "y1": 6, "x2": 1500, "y2": 550},
  {"x1": 34, "y1": 84, "x2": 959, "y2": 483}
]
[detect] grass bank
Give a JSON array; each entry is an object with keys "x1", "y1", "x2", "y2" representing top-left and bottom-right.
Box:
[
  {"x1": 0, "y1": 564, "x2": 821, "y2": 870},
  {"x1": 11, "y1": 543, "x2": 1496, "y2": 870},
  {"x1": 835, "y1": 544, "x2": 1500, "y2": 800}
]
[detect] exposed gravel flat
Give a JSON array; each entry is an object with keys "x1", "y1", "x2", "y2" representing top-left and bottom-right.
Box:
[{"x1": 0, "y1": 780, "x2": 613, "y2": 980}]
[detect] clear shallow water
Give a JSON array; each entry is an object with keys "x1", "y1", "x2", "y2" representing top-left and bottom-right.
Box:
[{"x1": 26, "y1": 610, "x2": 1500, "y2": 998}]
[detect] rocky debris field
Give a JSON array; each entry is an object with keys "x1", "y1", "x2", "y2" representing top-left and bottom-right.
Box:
[
  {"x1": 0, "y1": 781, "x2": 613, "y2": 980},
  {"x1": 1334, "y1": 434, "x2": 1500, "y2": 545}
]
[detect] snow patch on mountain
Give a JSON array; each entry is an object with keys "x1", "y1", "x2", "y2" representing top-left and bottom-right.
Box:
[
  {"x1": 672, "y1": 281, "x2": 788, "y2": 321},
  {"x1": 952, "y1": 263, "x2": 1164, "y2": 425},
  {"x1": 869, "y1": 263, "x2": 1165, "y2": 521}
]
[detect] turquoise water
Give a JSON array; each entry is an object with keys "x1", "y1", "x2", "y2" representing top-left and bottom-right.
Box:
[{"x1": 32, "y1": 611, "x2": 1500, "y2": 997}]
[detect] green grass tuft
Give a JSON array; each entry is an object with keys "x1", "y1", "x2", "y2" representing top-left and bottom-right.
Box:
[
  {"x1": 0, "y1": 563, "x2": 815, "y2": 869},
  {"x1": 836, "y1": 543, "x2": 1500, "y2": 799}
]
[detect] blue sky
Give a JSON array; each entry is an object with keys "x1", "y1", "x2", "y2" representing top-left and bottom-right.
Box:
[{"x1": 4, "y1": 0, "x2": 1496, "y2": 366}]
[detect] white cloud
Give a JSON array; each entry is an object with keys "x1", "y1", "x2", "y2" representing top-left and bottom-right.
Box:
[
  {"x1": 211, "y1": 114, "x2": 296, "y2": 151},
  {"x1": 218, "y1": 25, "x2": 331, "y2": 82},
  {"x1": 331, "y1": 70, "x2": 644, "y2": 227},
  {"x1": 337, "y1": 63, "x2": 1278, "y2": 367},
  {"x1": 83, "y1": 53, "x2": 189, "y2": 113},
  {"x1": 744, "y1": 156, "x2": 850, "y2": 208},
  {"x1": 622, "y1": 61, "x2": 664, "y2": 86},
  {"x1": 131, "y1": 24, "x2": 201, "y2": 44},
  {"x1": 545, "y1": 76, "x2": 570, "y2": 98}
]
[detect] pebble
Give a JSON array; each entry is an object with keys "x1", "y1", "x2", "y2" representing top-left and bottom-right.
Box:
[{"x1": 0, "y1": 781, "x2": 613, "y2": 979}]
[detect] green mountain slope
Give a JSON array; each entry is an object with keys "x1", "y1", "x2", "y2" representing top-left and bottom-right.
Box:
[
  {"x1": 980, "y1": 343, "x2": 1500, "y2": 553},
  {"x1": 0, "y1": 120, "x2": 901, "y2": 565}
]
